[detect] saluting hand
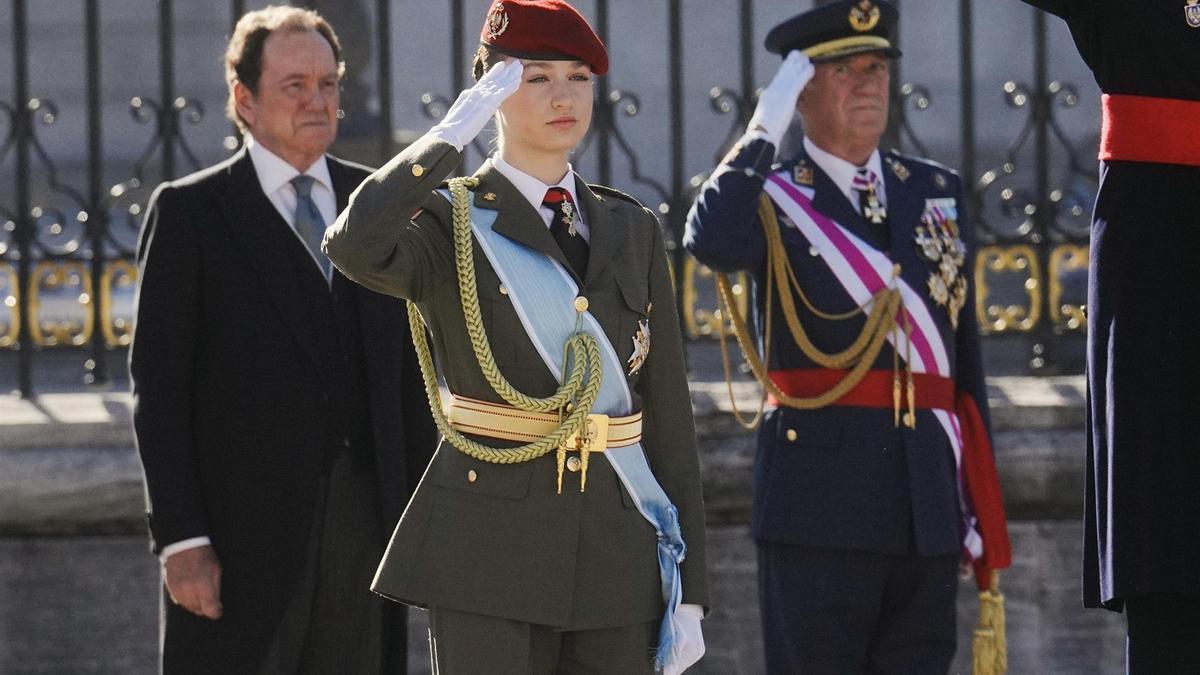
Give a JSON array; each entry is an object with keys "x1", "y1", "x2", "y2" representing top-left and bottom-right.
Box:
[
  {"x1": 164, "y1": 544, "x2": 224, "y2": 620},
  {"x1": 746, "y1": 50, "x2": 815, "y2": 149},
  {"x1": 430, "y1": 60, "x2": 525, "y2": 151}
]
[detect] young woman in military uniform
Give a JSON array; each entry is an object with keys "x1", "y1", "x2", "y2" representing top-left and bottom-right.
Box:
[{"x1": 322, "y1": 1, "x2": 708, "y2": 673}]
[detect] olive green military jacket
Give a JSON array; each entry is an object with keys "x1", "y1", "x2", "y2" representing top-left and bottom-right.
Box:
[{"x1": 323, "y1": 135, "x2": 709, "y2": 630}]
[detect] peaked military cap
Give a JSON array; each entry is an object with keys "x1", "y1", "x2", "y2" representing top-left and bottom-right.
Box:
[
  {"x1": 480, "y1": 0, "x2": 609, "y2": 75},
  {"x1": 765, "y1": 0, "x2": 902, "y2": 63}
]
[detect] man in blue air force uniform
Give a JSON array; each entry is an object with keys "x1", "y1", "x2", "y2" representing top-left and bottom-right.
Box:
[{"x1": 685, "y1": 1, "x2": 1010, "y2": 672}]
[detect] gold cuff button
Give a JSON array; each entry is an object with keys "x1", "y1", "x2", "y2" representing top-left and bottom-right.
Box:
[
  {"x1": 785, "y1": 428, "x2": 798, "y2": 442},
  {"x1": 499, "y1": 284, "x2": 508, "y2": 295},
  {"x1": 574, "y1": 296, "x2": 589, "y2": 313},
  {"x1": 411, "y1": 164, "x2": 425, "y2": 177},
  {"x1": 566, "y1": 456, "x2": 582, "y2": 473},
  {"x1": 467, "y1": 470, "x2": 477, "y2": 483}
]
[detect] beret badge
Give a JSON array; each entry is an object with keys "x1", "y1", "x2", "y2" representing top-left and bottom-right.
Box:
[
  {"x1": 487, "y1": 2, "x2": 510, "y2": 39},
  {"x1": 848, "y1": 0, "x2": 881, "y2": 32}
]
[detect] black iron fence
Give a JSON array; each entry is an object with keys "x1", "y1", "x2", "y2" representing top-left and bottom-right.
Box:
[{"x1": 1, "y1": 0, "x2": 1095, "y2": 397}]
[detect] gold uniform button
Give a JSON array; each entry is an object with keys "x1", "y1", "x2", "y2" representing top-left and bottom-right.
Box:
[
  {"x1": 499, "y1": 284, "x2": 508, "y2": 295},
  {"x1": 411, "y1": 164, "x2": 425, "y2": 177},
  {"x1": 467, "y1": 470, "x2": 477, "y2": 483},
  {"x1": 785, "y1": 428, "x2": 798, "y2": 442},
  {"x1": 574, "y1": 296, "x2": 589, "y2": 313},
  {"x1": 566, "y1": 456, "x2": 582, "y2": 473},
  {"x1": 902, "y1": 412, "x2": 915, "y2": 428}
]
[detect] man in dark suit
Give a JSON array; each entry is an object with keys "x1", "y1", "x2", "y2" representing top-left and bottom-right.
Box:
[
  {"x1": 129, "y1": 7, "x2": 435, "y2": 673},
  {"x1": 685, "y1": 2, "x2": 1009, "y2": 672}
]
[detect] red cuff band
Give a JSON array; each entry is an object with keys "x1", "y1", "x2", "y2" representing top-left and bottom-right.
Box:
[{"x1": 1100, "y1": 94, "x2": 1200, "y2": 167}]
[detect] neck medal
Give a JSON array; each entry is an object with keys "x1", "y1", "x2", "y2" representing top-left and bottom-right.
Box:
[
  {"x1": 561, "y1": 199, "x2": 578, "y2": 236},
  {"x1": 917, "y1": 198, "x2": 967, "y2": 329}
]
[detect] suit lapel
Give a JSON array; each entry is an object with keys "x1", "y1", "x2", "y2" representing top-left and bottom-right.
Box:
[
  {"x1": 575, "y1": 178, "x2": 627, "y2": 288},
  {"x1": 218, "y1": 149, "x2": 329, "y2": 373},
  {"x1": 472, "y1": 161, "x2": 575, "y2": 277}
]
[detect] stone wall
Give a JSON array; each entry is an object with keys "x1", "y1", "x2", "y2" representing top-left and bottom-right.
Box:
[{"x1": 0, "y1": 345, "x2": 1125, "y2": 673}]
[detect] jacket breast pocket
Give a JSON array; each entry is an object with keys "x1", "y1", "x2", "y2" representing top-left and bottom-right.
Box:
[
  {"x1": 613, "y1": 276, "x2": 650, "y2": 372},
  {"x1": 475, "y1": 277, "x2": 521, "y2": 366},
  {"x1": 425, "y1": 442, "x2": 533, "y2": 500}
]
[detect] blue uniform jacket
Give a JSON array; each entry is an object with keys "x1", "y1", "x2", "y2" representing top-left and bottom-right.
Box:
[{"x1": 685, "y1": 138, "x2": 993, "y2": 557}]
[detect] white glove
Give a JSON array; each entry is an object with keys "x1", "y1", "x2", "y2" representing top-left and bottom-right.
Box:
[
  {"x1": 662, "y1": 603, "x2": 705, "y2": 675},
  {"x1": 429, "y1": 60, "x2": 524, "y2": 151},
  {"x1": 745, "y1": 50, "x2": 815, "y2": 149}
]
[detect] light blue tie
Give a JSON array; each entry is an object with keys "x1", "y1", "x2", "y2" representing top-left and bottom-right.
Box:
[{"x1": 290, "y1": 174, "x2": 333, "y2": 282}]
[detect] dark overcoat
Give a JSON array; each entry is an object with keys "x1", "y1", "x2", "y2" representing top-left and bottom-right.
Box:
[
  {"x1": 130, "y1": 148, "x2": 437, "y2": 672},
  {"x1": 1017, "y1": 0, "x2": 1200, "y2": 610}
]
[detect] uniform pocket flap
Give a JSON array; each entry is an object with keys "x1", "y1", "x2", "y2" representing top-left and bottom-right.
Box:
[{"x1": 425, "y1": 443, "x2": 534, "y2": 500}]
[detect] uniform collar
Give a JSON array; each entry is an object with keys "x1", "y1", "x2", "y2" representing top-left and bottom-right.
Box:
[
  {"x1": 245, "y1": 133, "x2": 333, "y2": 197},
  {"x1": 492, "y1": 155, "x2": 581, "y2": 223},
  {"x1": 802, "y1": 136, "x2": 886, "y2": 206}
]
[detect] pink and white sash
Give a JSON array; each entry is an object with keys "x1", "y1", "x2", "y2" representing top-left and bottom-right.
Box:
[{"x1": 763, "y1": 170, "x2": 984, "y2": 559}]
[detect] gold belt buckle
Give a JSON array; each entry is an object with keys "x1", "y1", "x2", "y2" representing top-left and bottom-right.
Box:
[{"x1": 557, "y1": 413, "x2": 609, "y2": 494}]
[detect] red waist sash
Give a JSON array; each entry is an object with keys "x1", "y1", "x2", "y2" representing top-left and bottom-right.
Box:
[
  {"x1": 1100, "y1": 94, "x2": 1200, "y2": 167},
  {"x1": 767, "y1": 369, "x2": 954, "y2": 411}
]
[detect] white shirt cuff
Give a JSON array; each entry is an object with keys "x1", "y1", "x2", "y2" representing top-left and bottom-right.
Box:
[
  {"x1": 160, "y1": 536, "x2": 211, "y2": 562},
  {"x1": 678, "y1": 603, "x2": 704, "y2": 620}
]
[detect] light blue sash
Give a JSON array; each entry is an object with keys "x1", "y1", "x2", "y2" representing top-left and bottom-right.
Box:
[{"x1": 440, "y1": 189, "x2": 686, "y2": 668}]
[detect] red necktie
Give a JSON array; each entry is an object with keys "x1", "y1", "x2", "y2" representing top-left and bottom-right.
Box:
[{"x1": 542, "y1": 187, "x2": 588, "y2": 279}]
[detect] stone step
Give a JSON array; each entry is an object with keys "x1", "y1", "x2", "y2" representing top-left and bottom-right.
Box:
[{"x1": 0, "y1": 374, "x2": 1086, "y2": 534}]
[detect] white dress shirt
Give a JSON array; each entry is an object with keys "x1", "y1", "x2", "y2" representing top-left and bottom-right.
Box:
[
  {"x1": 161, "y1": 135, "x2": 337, "y2": 563},
  {"x1": 803, "y1": 136, "x2": 887, "y2": 212},
  {"x1": 246, "y1": 134, "x2": 338, "y2": 277},
  {"x1": 492, "y1": 155, "x2": 591, "y2": 243}
]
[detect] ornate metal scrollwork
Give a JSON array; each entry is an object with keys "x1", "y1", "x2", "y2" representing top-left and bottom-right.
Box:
[
  {"x1": 682, "y1": 256, "x2": 749, "y2": 340},
  {"x1": 28, "y1": 260, "x2": 93, "y2": 347},
  {"x1": 1048, "y1": 244, "x2": 1088, "y2": 332},
  {"x1": 0, "y1": 263, "x2": 18, "y2": 348},
  {"x1": 974, "y1": 244, "x2": 1042, "y2": 333},
  {"x1": 896, "y1": 83, "x2": 932, "y2": 157},
  {"x1": 100, "y1": 259, "x2": 137, "y2": 347}
]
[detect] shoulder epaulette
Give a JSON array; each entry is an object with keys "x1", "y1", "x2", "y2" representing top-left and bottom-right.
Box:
[{"x1": 587, "y1": 184, "x2": 647, "y2": 209}]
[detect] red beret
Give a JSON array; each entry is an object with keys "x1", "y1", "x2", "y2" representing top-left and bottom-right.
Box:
[{"x1": 480, "y1": 0, "x2": 609, "y2": 76}]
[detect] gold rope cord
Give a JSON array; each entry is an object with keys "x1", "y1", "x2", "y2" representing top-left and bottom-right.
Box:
[
  {"x1": 715, "y1": 193, "x2": 906, "y2": 422},
  {"x1": 406, "y1": 176, "x2": 603, "y2": 464}
]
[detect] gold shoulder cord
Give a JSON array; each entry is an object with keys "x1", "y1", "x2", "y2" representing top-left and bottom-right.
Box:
[
  {"x1": 715, "y1": 193, "x2": 913, "y2": 428},
  {"x1": 407, "y1": 176, "x2": 604, "y2": 480}
]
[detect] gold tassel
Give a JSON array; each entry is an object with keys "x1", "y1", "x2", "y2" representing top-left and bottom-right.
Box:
[
  {"x1": 556, "y1": 446, "x2": 566, "y2": 495},
  {"x1": 972, "y1": 571, "x2": 1007, "y2": 675},
  {"x1": 892, "y1": 372, "x2": 902, "y2": 428}
]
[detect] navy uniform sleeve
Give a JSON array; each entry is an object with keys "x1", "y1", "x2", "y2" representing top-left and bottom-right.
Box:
[
  {"x1": 684, "y1": 137, "x2": 778, "y2": 273},
  {"x1": 129, "y1": 184, "x2": 210, "y2": 554}
]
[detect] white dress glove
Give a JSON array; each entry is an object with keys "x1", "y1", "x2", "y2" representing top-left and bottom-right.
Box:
[
  {"x1": 744, "y1": 50, "x2": 815, "y2": 149},
  {"x1": 429, "y1": 60, "x2": 524, "y2": 152},
  {"x1": 663, "y1": 603, "x2": 705, "y2": 675}
]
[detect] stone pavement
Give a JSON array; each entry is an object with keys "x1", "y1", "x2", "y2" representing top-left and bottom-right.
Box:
[{"x1": 0, "y1": 344, "x2": 1124, "y2": 673}]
